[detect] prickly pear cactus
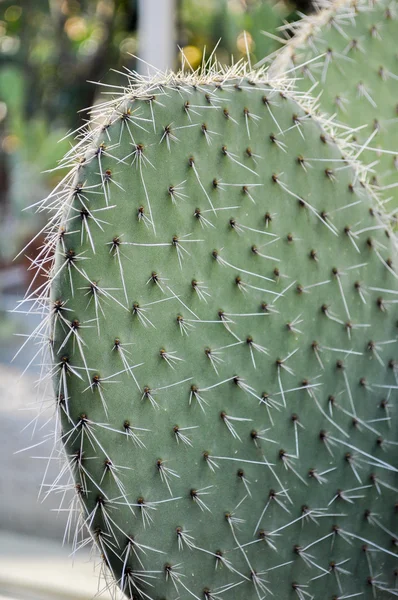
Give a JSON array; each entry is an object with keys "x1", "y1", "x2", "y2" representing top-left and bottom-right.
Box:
[
  {"x1": 33, "y1": 64, "x2": 398, "y2": 599},
  {"x1": 269, "y1": 0, "x2": 398, "y2": 221}
]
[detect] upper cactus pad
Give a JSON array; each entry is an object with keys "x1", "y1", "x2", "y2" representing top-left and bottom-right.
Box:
[
  {"x1": 270, "y1": 0, "x2": 398, "y2": 222},
  {"x1": 33, "y1": 65, "x2": 398, "y2": 599}
]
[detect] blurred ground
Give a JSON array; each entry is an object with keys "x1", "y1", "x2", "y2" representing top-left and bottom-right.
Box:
[
  {"x1": 0, "y1": 532, "x2": 112, "y2": 599},
  {"x1": 0, "y1": 360, "x2": 113, "y2": 599},
  {"x1": 0, "y1": 363, "x2": 68, "y2": 540},
  {"x1": 0, "y1": 311, "x2": 106, "y2": 598}
]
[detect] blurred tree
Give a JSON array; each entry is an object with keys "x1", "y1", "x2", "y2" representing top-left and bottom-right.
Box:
[
  {"x1": 0, "y1": 0, "x2": 139, "y2": 263},
  {"x1": 1, "y1": 0, "x2": 138, "y2": 128}
]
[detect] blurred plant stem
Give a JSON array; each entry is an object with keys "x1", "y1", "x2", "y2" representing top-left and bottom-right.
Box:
[{"x1": 138, "y1": 0, "x2": 176, "y2": 73}]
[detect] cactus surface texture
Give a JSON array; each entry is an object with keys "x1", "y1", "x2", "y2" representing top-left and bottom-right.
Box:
[
  {"x1": 270, "y1": 0, "x2": 398, "y2": 220},
  {"x1": 30, "y1": 64, "x2": 398, "y2": 599}
]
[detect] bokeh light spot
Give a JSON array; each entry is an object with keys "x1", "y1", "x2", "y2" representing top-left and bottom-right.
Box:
[
  {"x1": 4, "y1": 5, "x2": 22, "y2": 22},
  {"x1": 2, "y1": 134, "x2": 20, "y2": 154},
  {"x1": 180, "y1": 45, "x2": 202, "y2": 69},
  {"x1": 236, "y1": 31, "x2": 255, "y2": 54},
  {"x1": 64, "y1": 17, "x2": 88, "y2": 42}
]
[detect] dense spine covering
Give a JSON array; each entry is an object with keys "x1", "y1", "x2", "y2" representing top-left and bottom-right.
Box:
[
  {"x1": 268, "y1": 0, "x2": 398, "y2": 222},
  {"x1": 22, "y1": 61, "x2": 398, "y2": 599}
]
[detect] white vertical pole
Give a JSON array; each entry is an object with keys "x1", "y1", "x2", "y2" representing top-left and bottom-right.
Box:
[{"x1": 138, "y1": 0, "x2": 176, "y2": 75}]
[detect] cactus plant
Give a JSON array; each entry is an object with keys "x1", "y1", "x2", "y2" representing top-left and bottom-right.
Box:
[
  {"x1": 268, "y1": 0, "x2": 398, "y2": 220},
  {"x1": 25, "y1": 60, "x2": 398, "y2": 600}
]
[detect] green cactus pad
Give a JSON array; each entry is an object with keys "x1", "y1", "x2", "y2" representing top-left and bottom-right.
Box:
[
  {"x1": 35, "y1": 64, "x2": 398, "y2": 599},
  {"x1": 269, "y1": 0, "x2": 398, "y2": 222}
]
